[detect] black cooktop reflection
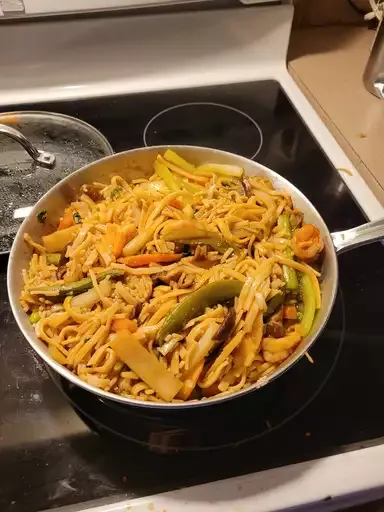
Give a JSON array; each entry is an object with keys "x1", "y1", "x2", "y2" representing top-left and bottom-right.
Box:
[
  {"x1": 2, "y1": 80, "x2": 384, "y2": 512},
  {"x1": 50, "y1": 289, "x2": 344, "y2": 452},
  {"x1": 143, "y1": 102, "x2": 263, "y2": 160}
]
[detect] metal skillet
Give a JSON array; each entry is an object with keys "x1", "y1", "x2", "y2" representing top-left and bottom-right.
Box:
[{"x1": 7, "y1": 146, "x2": 384, "y2": 409}]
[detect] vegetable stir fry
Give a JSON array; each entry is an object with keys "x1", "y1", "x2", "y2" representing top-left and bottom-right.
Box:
[{"x1": 21, "y1": 150, "x2": 324, "y2": 403}]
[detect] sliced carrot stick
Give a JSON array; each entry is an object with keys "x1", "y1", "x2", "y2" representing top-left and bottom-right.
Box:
[
  {"x1": 113, "y1": 225, "x2": 137, "y2": 258},
  {"x1": 111, "y1": 318, "x2": 138, "y2": 333},
  {"x1": 119, "y1": 253, "x2": 182, "y2": 267},
  {"x1": 58, "y1": 208, "x2": 74, "y2": 230},
  {"x1": 178, "y1": 360, "x2": 205, "y2": 400},
  {"x1": 283, "y1": 305, "x2": 297, "y2": 320},
  {"x1": 168, "y1": 199, "x2": 183, "y2": 210}
]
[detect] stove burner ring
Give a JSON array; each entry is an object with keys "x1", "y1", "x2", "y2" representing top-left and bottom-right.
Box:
[{"x1": 143, "y1": 102, "x2": 263, "y2": 160}]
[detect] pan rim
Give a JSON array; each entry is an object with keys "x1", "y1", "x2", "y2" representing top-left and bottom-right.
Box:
[{"x1": 7, "y1": 145, "x2": 339, "y2": 410}]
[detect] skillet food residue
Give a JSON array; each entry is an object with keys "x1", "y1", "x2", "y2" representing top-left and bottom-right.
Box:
[{"x1": 21, "y1": 150, "x2": 324, "y2": 403}]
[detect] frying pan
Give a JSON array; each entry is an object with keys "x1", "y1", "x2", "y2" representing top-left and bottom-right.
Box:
[{"x1": 7, "y1": 146, "x2": 384, "y2": 409}]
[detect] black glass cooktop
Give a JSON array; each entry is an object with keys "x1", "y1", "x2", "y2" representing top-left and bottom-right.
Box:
[{"x1": 1, "y1": 80, "x2": 384, "y2": 512}]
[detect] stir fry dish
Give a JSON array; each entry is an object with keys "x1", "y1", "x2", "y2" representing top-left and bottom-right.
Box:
[{"x1": 21, "y1": 150, "x2": 324, "y2": 403}]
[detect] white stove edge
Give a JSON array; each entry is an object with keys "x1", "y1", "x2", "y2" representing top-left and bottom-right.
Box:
[
  {"x1": 2, "y1": 5, "x2": 384, "y2": 511},
  {"x1": 47, "y1": 442, "x2": 384, "y2": 512}
]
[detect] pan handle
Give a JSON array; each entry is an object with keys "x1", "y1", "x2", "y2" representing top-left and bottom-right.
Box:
[
  {"x1": 331, "y1": 218, "x2": 384, "y2": 254},
  {"x1": 0, "y1": 123, "x2": 56, "y2": 169}
]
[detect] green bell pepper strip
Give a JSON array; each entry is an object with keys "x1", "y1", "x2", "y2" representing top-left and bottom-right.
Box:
[
  {"x1": 157, "y1": 279, "x2": 244, "y2": 344},
  {"x1": 299, "y1": 273, "x2": 316, "y2": 336},
  {"x1": 278, "y1": 214, "x2": 299, "y2": 290},
  {"x1": 29, "y1": 269, "x2": 124, "y2": 297}
]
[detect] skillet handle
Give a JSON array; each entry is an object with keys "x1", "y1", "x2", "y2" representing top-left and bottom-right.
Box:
[{"x1": 331, "y1": 218, "x2": 384, "y2": 254}]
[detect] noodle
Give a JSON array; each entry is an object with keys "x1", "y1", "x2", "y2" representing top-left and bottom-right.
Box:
[{"x1": 21, "y1": 151, "x2": 325, "y2": 403}]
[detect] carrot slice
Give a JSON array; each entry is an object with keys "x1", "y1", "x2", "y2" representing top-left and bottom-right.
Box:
[
  {"x1": 58, "y1": 208, "x2": 74, "y2": 230},
  {"x1": 283, "y1": 305, "x2": 297, "y2": 320},
  {"x1": 111, "y1": 318, "x2": 137, "y2": 333},
  {"x1": 119, "y1": 253, "x2": 182, "y2": 267}
]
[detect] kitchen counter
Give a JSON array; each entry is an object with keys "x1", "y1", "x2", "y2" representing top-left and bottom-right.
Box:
[{"x1": 288, "y1": 25, "x2": 384, "y2": 206}]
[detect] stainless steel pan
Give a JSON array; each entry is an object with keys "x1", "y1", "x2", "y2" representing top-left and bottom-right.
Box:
[{"x1": 7, "y1": 146, "x2": 384, "y2": 409}]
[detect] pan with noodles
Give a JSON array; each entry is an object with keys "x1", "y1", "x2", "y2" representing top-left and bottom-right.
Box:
[{"x1": 8, "y1": 146, "x2": 384, "y2": 408}]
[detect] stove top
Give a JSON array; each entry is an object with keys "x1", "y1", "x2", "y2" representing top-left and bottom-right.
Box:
[{"x1": 1, "y1": 80, "x2": 384, "y2": 512}]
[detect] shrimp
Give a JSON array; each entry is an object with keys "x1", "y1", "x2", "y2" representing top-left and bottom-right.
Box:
[{"x1": 292, "y1": 224, "x2": 324, "y2": 262}]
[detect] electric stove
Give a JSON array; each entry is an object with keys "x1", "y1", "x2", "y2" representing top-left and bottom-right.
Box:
[{"x1": 1, "y1": 79, "x2": 384, "y2": 512}]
